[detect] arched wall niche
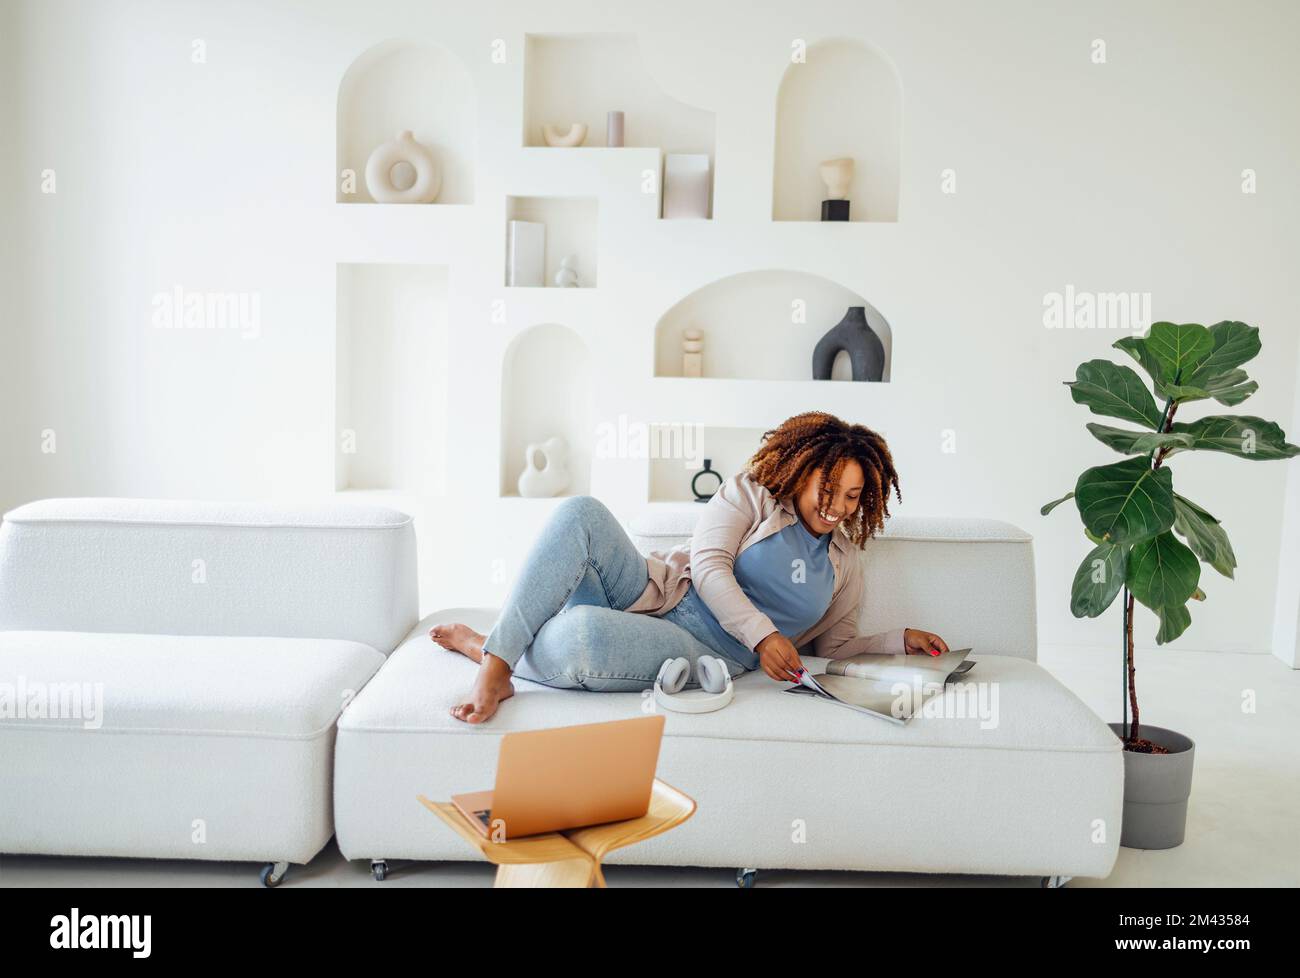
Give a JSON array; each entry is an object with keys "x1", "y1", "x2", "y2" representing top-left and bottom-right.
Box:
[
  {"x1": 772, "y1": 38, "x2": 901, "y2": 222},
  {"x1": 337, "y1": 40, "x2": 476, "y2": 204}
]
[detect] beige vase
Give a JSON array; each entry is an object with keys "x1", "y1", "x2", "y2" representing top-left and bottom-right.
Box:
[{"x1": 364, "y1": 130, "x2": 441, "y2": 204}]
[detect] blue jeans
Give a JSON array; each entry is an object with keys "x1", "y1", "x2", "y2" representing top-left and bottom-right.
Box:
[{"x1": 481, "y1": 495, "x2": 757, "y2": 691}]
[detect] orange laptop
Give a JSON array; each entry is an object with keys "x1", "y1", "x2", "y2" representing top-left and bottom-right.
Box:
[{"x1": 451, "y1": 715, "x2": 666, "y2": 840}]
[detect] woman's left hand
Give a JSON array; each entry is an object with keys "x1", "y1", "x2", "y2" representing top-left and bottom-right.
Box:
[{"x1": 904, "y1": 628, "x2": 950, "y2": 657}]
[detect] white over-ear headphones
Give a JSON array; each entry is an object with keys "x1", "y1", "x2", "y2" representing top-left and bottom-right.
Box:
[{"x1": 654, "y1": 655, "x2": 735, "y2": 714}]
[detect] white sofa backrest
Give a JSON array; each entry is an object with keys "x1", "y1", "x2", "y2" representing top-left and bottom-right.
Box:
[
  {"x1": 0, "y1": 498, "x2": 419, "y2": 654},
  {"x1": 628, "y1": 508, "x2": 1037, "y2": 661}
]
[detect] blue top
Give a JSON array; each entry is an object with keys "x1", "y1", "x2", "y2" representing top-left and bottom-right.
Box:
[
  {"x1": 733, "y1": 519, "x2": 836, "y2": 638},
  {"x1": 688, "y1": 519, "x2": 837, "y2": 660}
]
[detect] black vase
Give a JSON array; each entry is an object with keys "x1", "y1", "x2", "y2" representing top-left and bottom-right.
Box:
[{"x1": 811, "y1": 306, "x2": 885, "y2": 382}]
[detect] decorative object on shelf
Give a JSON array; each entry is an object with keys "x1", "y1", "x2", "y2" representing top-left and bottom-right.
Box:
[
  {"x1": 517, "y1": 436, "x2": 571, "y2": 497},
  {"x1": 507, "y1": 220, "x2": 545, "y2": 287},
  {"x1": 662, "y1": 154, "x2": 711, "y2": 219},
  {"x1": 811, "y1": 306, "x2": 885, "y2": 381},
  {"x1": 554, "y1": 255, "x2": 580, "y2": 288},
  {"x1": 819, "y1": 157, "x2": 853, "y2": 222},
  {"x1": 691, "y1": 459, "x2": 723, "y2": 502},
  {"x1": 606, "y1": 111, "x2": 625, "y2": 147},
  {"x1": 542, "y1": 123, "x2": 588, "y2": 147},
  {"x1": 682, "y1": 327, "x2": 703, "y2": 377},
  {"x1": 364, "y1": 130, "x2": 441, "y2": 204}
]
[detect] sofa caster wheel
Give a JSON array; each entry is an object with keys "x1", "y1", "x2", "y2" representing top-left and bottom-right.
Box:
[
  {"x1": 371, "y1": 859, "x2": 389, "y2": 882},
  {"x1": 1040, "y1": 875, "x2": 1072, "y2": 888},
  {"x1": 736, "y1": 868, "x2": 758, "y2": 888},
  {"x1": 260, "y1": 861, "x2": 289, "y2": 887}
]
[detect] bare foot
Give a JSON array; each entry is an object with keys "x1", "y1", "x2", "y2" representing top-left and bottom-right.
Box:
[
  {"x1": 429, "y1": 622, "x2": 487, "y2": 663},
  {"x1": 451, "y1": 655, "x2": 515, "y2": 724}
]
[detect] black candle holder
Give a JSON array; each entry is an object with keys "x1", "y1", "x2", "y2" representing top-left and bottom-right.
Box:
[{"x1": 691, "y1": 459, "x2": 723, "y2": 502}]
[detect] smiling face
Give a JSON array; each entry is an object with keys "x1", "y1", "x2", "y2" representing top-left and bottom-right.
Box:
[{"x1": 793, "y1": 460, "x2": 865, "y2": 536}]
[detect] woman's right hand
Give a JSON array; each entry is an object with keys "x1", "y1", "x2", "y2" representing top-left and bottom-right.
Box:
[{"x1": 755, "y1": 631, "x2": 805, "y2": 683}]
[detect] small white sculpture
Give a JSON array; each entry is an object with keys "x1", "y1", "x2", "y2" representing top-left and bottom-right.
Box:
[
  {"x1": 517, "y1": 436, "x2": 571, "y2": 497},
  {"x1": 819, "y1": 157, "x2": 854, "y2": 200},
  {"x1": 542, "y1": 123, "x2": 588, "y2": 147},
  {"x1": 554, "y1": 255, "x2": 579, "y2": 288},
  {"x1": 682, "y1": 327, "x2": 703, "y2": 377},
  {"x1": 365, "y1": 130, "x2": 441, "y2": 203}
]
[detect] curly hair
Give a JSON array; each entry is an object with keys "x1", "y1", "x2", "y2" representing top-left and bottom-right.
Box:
[{"x1": 746, "y1": 411, "x2": 901, "y2": 548}]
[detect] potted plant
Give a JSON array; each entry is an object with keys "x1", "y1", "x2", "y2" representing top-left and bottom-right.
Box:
[{"x1": 1041, "y1": 320, "x2": 1298, "y2": 849}]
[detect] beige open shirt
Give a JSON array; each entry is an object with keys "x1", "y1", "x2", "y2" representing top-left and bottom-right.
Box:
[{"x1": 625, "y1": 471, "x2": 907, "y2": 659}]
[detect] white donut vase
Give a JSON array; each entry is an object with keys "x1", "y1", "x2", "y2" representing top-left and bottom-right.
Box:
[
  {"x1": 365, "y1": 130, "x2": 441, "y2": 203},
  {"x1": 542, "y1": 123, "x2": 588, "y2": 147}
]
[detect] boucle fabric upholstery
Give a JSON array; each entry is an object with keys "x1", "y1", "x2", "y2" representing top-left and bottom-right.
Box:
[
  {"x1": 335, "y1": 515, "x2": 1121, "y2": 880},
  {"x1": 0, "y1": 498, "x2": 417, "y2": 867},
  {"x1": 0, "y1": 498, "x2": 418, "y2": 654}
]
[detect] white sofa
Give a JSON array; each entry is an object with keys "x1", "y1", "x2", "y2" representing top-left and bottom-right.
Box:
[
  {"x1": 0, "y1": 498, "x2": 417, "y2": 886},
  {"x1": 335, "y1": 506, "x2": 1124, "y2": 886}
]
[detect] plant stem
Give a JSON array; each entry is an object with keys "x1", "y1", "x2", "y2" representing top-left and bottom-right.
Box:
[
  {"x1": 1153, "y1": 396, "x2": 1178, "y2": 469},
  {"x1": 1122, "y1": 588, "x2": 1129, "y2": 740},
  {"x1": 1126, "y1": 589, "x2": 1138, "y2": 742},
  {"x1": 1124, "y1": 396, "x2": 1178, "y2": 747}
]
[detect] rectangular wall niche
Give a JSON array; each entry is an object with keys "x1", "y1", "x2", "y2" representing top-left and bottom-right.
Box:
[
  {"x1": 648, "y1": 425, "x2": 766, "y2": 503},
  {"x1": 335, "y1": 263, "x2": 449, "y2": 492},
  {"x1": 504, "y1": 196, "x2": 598, "y2": 288}
]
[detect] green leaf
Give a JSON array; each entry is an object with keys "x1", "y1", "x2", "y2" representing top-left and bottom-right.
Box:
[
  {"x1": 1118, "y1": 323, "x2": 1260, "y2": 407},
  {"x1": 1169, "y1": 415, "x2": 1300, "y2": 460},
  {"x1": 1183, "y1": 321, "x2": 1260, "y2": 384},
  {"x1": 1126, "y1": 531, "x2": 1201, "y2": 612},
  {"x1": 1070, "y1": 543, "x2": 1128, "y2": 618},
  {"x1": 1065, "y1": 359, "x2": 1164, "y2": 429},
  {"x1": 1085, "y1": 423, "x2": 1195, "y2": 455},
  {"x1": 1113, "y1": 336, "x2": 1170, "y2": 393},
  {"x1": 1074, "y1": 455, "x2": 1176, "y2": 544},
  {"x1": 1161, "y1": 367, "x2": 1258, "y2": 407},
  {"x1": 1146, "y1": 322, "x2": 1214, "y2": 385},
  {"x1": 1040, "y1": 491, "x2": 1074, "y2": 516},
  {"x1": 1191, "y1": 587, "x2": 1206, "y2": 601},
  {"x1": 1172, "y1": 494, "x2": 1237, "y2": 579},
  {"x1": 1206, "y1": 376, "x2": 1260, "y2": 407},
  {"x1": 1155, "y1": 603, "x2": 1192, "y2": 645}
]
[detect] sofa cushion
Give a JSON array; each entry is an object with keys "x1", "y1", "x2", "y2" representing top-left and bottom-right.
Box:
[
  {"x1": 627, "y1": 509, "x2": 1039, "y2": 661},
  {"x1": 339, "y1": 608, "x2": 1114, "y2": 752},
  {"x1": 0, "y1": 498, "x2": 418, "y2": 653},
  {"x1": 333, "y1": 609, "x2": 1124, "y2": 876},
  {"x1": 0, "y1": 630, "x2": 385, "y2": 738}
]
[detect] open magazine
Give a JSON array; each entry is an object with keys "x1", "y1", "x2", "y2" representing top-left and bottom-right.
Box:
[{"x1": 784, "y1": 648, "x2": 975, "y2": 725}]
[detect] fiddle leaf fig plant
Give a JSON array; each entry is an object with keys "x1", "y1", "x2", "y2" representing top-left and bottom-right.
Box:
[{"x1": 1041, "y1": 321, "x2": 1299, "y2": 752}]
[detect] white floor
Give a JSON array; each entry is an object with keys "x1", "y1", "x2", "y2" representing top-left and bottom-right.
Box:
[{"x1": 2, "y1": 644, "x2": 1296, "y2": 888}]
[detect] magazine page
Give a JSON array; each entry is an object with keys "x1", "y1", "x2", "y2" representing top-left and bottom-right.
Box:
[
  {"x1": 824, "y1": 648, "x2": 973, "y2": 684},
  {"x1": 783, "y1": 682, "x2": 908, "y2": 725}
]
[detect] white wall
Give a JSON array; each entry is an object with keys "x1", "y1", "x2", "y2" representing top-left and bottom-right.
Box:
[
  {"x1": 2, "y1": 0, "x2": 1298, "y2": 659},
  {"x1": 0, "y1": 1, "x2": 20, "y2": 510}
]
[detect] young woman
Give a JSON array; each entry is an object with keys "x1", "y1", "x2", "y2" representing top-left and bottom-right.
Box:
[{"x1": 432, "y1": 410, "x2": 950, "y2": 723}]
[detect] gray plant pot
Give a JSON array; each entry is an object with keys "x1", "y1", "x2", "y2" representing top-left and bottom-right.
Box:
[{"x1": 1107, "y1": 723, "x2": 1195, "y2": 849}]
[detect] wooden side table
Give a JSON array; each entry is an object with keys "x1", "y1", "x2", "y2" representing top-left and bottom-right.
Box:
[{"x1": 418, "y1": 778, "x2": 696, "y2": 888}]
